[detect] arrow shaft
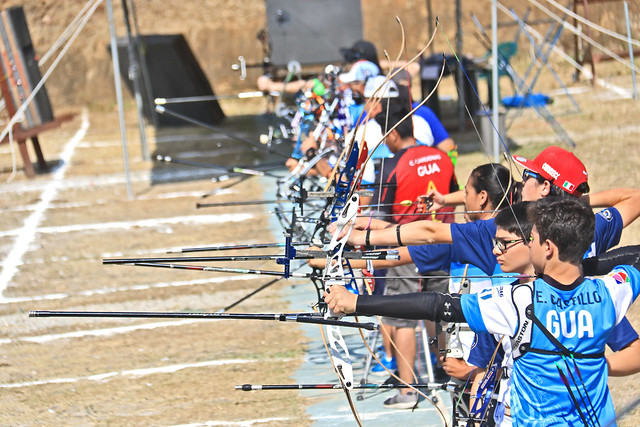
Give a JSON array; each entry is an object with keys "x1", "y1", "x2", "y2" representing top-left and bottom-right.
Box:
[
  {"x1": 29, "y1": 311, "x2": 377, "y2": 330},
  {"x1": 169, "y1": 241, "x2": 317, "y2": 254},
  {"x1": 104, "y1": 250, "x2": 400, "y2": 264},
  {"x1": 116, "y1": 262, "x2": 312, "y2": 278},
  {"x1": 197, "y1": 199, "x2": 291, "y2": 208},
  {"x1": 236, "y1": 382, "x2": 459, "y2": 391},
  {"x1": 155, "y1": 106, "x2": 289, "y2": 158}
]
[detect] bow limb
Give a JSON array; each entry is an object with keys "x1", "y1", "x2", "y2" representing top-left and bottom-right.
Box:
[
  {"x1": 318, "y1": 193, "x2": 363, "y2": 425},
  {"x1": 323, "y1": 18, "x2": 436, "y2": 193}
]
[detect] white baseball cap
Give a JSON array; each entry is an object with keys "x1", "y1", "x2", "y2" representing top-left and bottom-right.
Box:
[
  {"x1": 363, "y1": 75, "x2": 399, "y2": 98},
  {"x1": 339, "y1": 60, "x2": 380, "y2": 83}
]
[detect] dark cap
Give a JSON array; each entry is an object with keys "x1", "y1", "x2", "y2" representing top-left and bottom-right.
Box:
[{"x1": 340, "y1": 40, "x2": 379, "y2": 67}]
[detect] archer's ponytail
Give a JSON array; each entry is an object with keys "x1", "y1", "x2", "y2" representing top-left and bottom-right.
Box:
[{"x1": 469, "y1": 163, "x2": 521, "y2": 211}]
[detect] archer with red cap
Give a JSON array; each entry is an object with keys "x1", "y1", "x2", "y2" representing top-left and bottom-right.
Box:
[{"x1": 513, "y1": 146, "x2": 590, "y2": 199}]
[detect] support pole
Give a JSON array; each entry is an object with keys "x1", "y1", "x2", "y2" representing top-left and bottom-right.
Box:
[
  {"x1": 122, "y1": 0, "x2": 150, "y2": 161},
  {"x1": 491, "y1": 0, "x2": 500, "y2": 161},
  {"x1": 456, "y1": 0, "x2": 466, "y2": 131},
  {"x1": 426, "y1": 0, "x2": 435, "y2": 55},
  {"x1": 107, "y1": 0, "x2": 133, "y2": 199},
  {"x1": 624, "y1": 1, "x2": 638, "y2": 100}
]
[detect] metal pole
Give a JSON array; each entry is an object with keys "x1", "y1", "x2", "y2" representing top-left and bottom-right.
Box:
[
  {"x1": 456, "y1": 0, "x2": 466, "y2": 131},
  {"x1": 492, "y1": 0, "x2": 500, "y2": 161},
  {"x1": 426, "y1": 0, "x2": 435, "y2": 55},
  {"x1": 121, "y1": 0, "x2": 150, "y2": 160},
  {"x1": 107, "y1": 0, "x2": 133, "y2": 199},
  {"x1": 624, "y1": 1, "x2": 638, "y2": 100},
  {"x1": 126, "y1": 0, "x2": 159, "y2": 128}
]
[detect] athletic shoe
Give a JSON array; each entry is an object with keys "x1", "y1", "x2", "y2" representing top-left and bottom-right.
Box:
[
  {"x1": 382, "y1": 370, "x2": 401, "y2": 386},
  {"x1": 383, "y1": 391, "x2": 419, "y2": 409},
  {"x1": 371, "y1": 356, "x2": 397, "y2": 376}
]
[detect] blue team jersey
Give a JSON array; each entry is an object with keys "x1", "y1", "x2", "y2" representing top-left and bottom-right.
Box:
[
  {"x1": 349, "y1": 103, "x2": 366, "y2": 128},
  {"x1": 461, "y1": 265, "x2": 640, "y2": 426},
  {"x1": 412, "y1": 206, "x2": 636, "y2": 367},
  {"x1": 409, "y1": 207, "x2": 624, "y2": 276}
]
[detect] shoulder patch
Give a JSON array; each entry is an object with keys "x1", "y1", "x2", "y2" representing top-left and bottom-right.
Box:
[
  {"x1": 598, "y1": 209, "x2": 613, "y2": 222},
  {"x1": 608, "y1": 270, "x2": 630, "y2": 284}
]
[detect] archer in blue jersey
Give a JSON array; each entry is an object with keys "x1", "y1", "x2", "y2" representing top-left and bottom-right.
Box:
[{"x1": 325, "y1": 198, "x2": 640, "y2": 426}]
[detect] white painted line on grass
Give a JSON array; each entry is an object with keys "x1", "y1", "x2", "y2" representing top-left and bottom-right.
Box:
[
  {"x1": 170, "y1": 407, "x2": 436, "y2": 427},
  {"x1": 3, "y1": 190, "x2": 212, "y2": 214},
  {"x1": 0, "y1": 110, "x2": 89, "y2": 301}
]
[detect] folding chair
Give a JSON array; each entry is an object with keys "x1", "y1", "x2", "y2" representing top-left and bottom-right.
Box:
[{"x1": 472, "y1": 11, "x2": 576, "y2": 148}]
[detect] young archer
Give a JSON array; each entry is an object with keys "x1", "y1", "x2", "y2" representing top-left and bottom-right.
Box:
[{"x1": 325, "y1": 197, "x2": 640, "y2": 425}]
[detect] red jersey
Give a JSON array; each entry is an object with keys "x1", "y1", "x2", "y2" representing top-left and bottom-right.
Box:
[{"x1": 372, "y1": 145, "x2": 457, "y2": 224}]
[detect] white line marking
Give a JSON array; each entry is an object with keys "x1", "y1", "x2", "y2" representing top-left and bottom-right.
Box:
[
  {"x1": 169, "y1": 407, "x2": 437, "y2": 427},
  {"x1": 0, "y1": 110, "x2": 89, "y2": 300},
  {"x1": 0, "y1": 358, "x2": 259, "y2": 388},
  {"x1": 170, "y1": 418, "x2": 290, "y2": 427},
  {"x1": 0, "y1": 213, "x2": 254, "y2": 237},
  {"x1": 2, "y1": 191, "x2": 212, "y2": 213},
  {"x1": 7, "y1": 319, "x2": 215, "y2": 344},
  {"x1": 0, "y1": 274, "x2": 256, "y2": 305}
]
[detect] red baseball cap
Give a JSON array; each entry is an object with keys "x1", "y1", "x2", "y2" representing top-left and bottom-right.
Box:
[{"x1": 513, "y1": 146, "x2": 589, "y2": 196}]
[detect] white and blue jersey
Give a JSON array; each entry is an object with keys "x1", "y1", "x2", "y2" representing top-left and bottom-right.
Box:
[{"x1": 461, "y1": 266, "x2": 640, "y2": 426}]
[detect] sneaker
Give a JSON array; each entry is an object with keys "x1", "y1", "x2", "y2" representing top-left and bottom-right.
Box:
[
  {"x1": 382, "y1": 371, "x2": 401, "y2": 386},
  {"x1": 371, "y1": 357, "x2": 397, "y2": 376},
  {"x1": 383, "y1": 391, "x2": 419, "y2": 409}
]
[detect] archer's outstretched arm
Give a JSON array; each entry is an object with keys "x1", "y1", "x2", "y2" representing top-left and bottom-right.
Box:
[
  {"x1": 585, "y1": 188, "x2": 640, "y2": 227},
  {"x1": 324, "y1": 285, "x2": 464, "y2": 322},
  {"x1": 607, "y1": 338, "x2": 640, "y2": 376},
  {"x1": 307, "y1": 245, "x2": 414, "y2": 270},
  {"x1": 346, "y1": 220, "x2": 453, "y2": 247}
]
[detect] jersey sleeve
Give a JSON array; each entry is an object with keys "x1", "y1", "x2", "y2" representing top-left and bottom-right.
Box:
[
  {"x1": 606, "y1": 316, "x2": 639, "y2": 351},
  {"x1": 407, "y1": 244, "x2": 452, "y2": 274},
  {"x1": 450, "y1": 219, "x2": 498, "y2": 276},
  {"x1": 601, "y1": 265, "x2": 640, "y2": 325},
  {"x1": 587, "y1": 208, "x2": 623, "y2": 257},
  {"x1": 360, "y1": 158, "x2": 376, "y2": 186},
  {"x1": 461, "y1": 286, "x2": 519, "y2": 336},
  {"x1": 467, "y1": 333, "x2": 504, "y2": 368},
  {"x1": 412, "y1": 102, "x2": 449, "y2": 144}
]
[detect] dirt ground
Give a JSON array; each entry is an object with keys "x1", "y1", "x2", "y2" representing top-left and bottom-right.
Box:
[
  {"x1": 0, "y1": 107, "x2": 316, "y2": 426},
  {"x1": 0, "y1": 2, "x2": 639, "y2": 425},
  {"x1": 1, "y1": 76, "x2": 639, "y2": 425}
]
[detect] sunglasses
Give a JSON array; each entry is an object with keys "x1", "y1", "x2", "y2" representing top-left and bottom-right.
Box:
[
  {"x1": 522, "y1": 169, "x2": 543, "y2": 183},
  {"x1": 492, "y1": 237, "x2": 526, "y2": 253}
]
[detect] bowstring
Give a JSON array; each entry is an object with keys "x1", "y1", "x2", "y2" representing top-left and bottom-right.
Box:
[
  {"x1": 436, "y1": 20, "x2": 604, "y2": 424},
  {"x1": 343, "y1": 19, "x2": 449, "y2": 426},
  {"x1": 435, "y1": 20, "x2": 530, "y2": 249}
]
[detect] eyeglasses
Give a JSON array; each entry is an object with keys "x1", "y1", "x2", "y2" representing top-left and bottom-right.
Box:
[
  {"x1": 522, "y1": 169, "x2": 543, "y2": 183},
  {"x1": 492, "y1": 237, "x2": 526, "y2": 253}
]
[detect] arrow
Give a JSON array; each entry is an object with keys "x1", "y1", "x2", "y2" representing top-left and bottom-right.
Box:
[
  {"x1": 29, "y1": 311, "x2": 378, "y2": 331},
  {"x1": 103, "y1": 250, "x2": 400, "y2": 264}
]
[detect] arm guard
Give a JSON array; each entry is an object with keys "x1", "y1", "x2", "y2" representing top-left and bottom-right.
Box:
[
  {"x1": 355, "y1": 292, "x2": 465, "y2": 323},
  {"x1": 582, "y1": 245, "x2": 640, "y2": 276}
]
